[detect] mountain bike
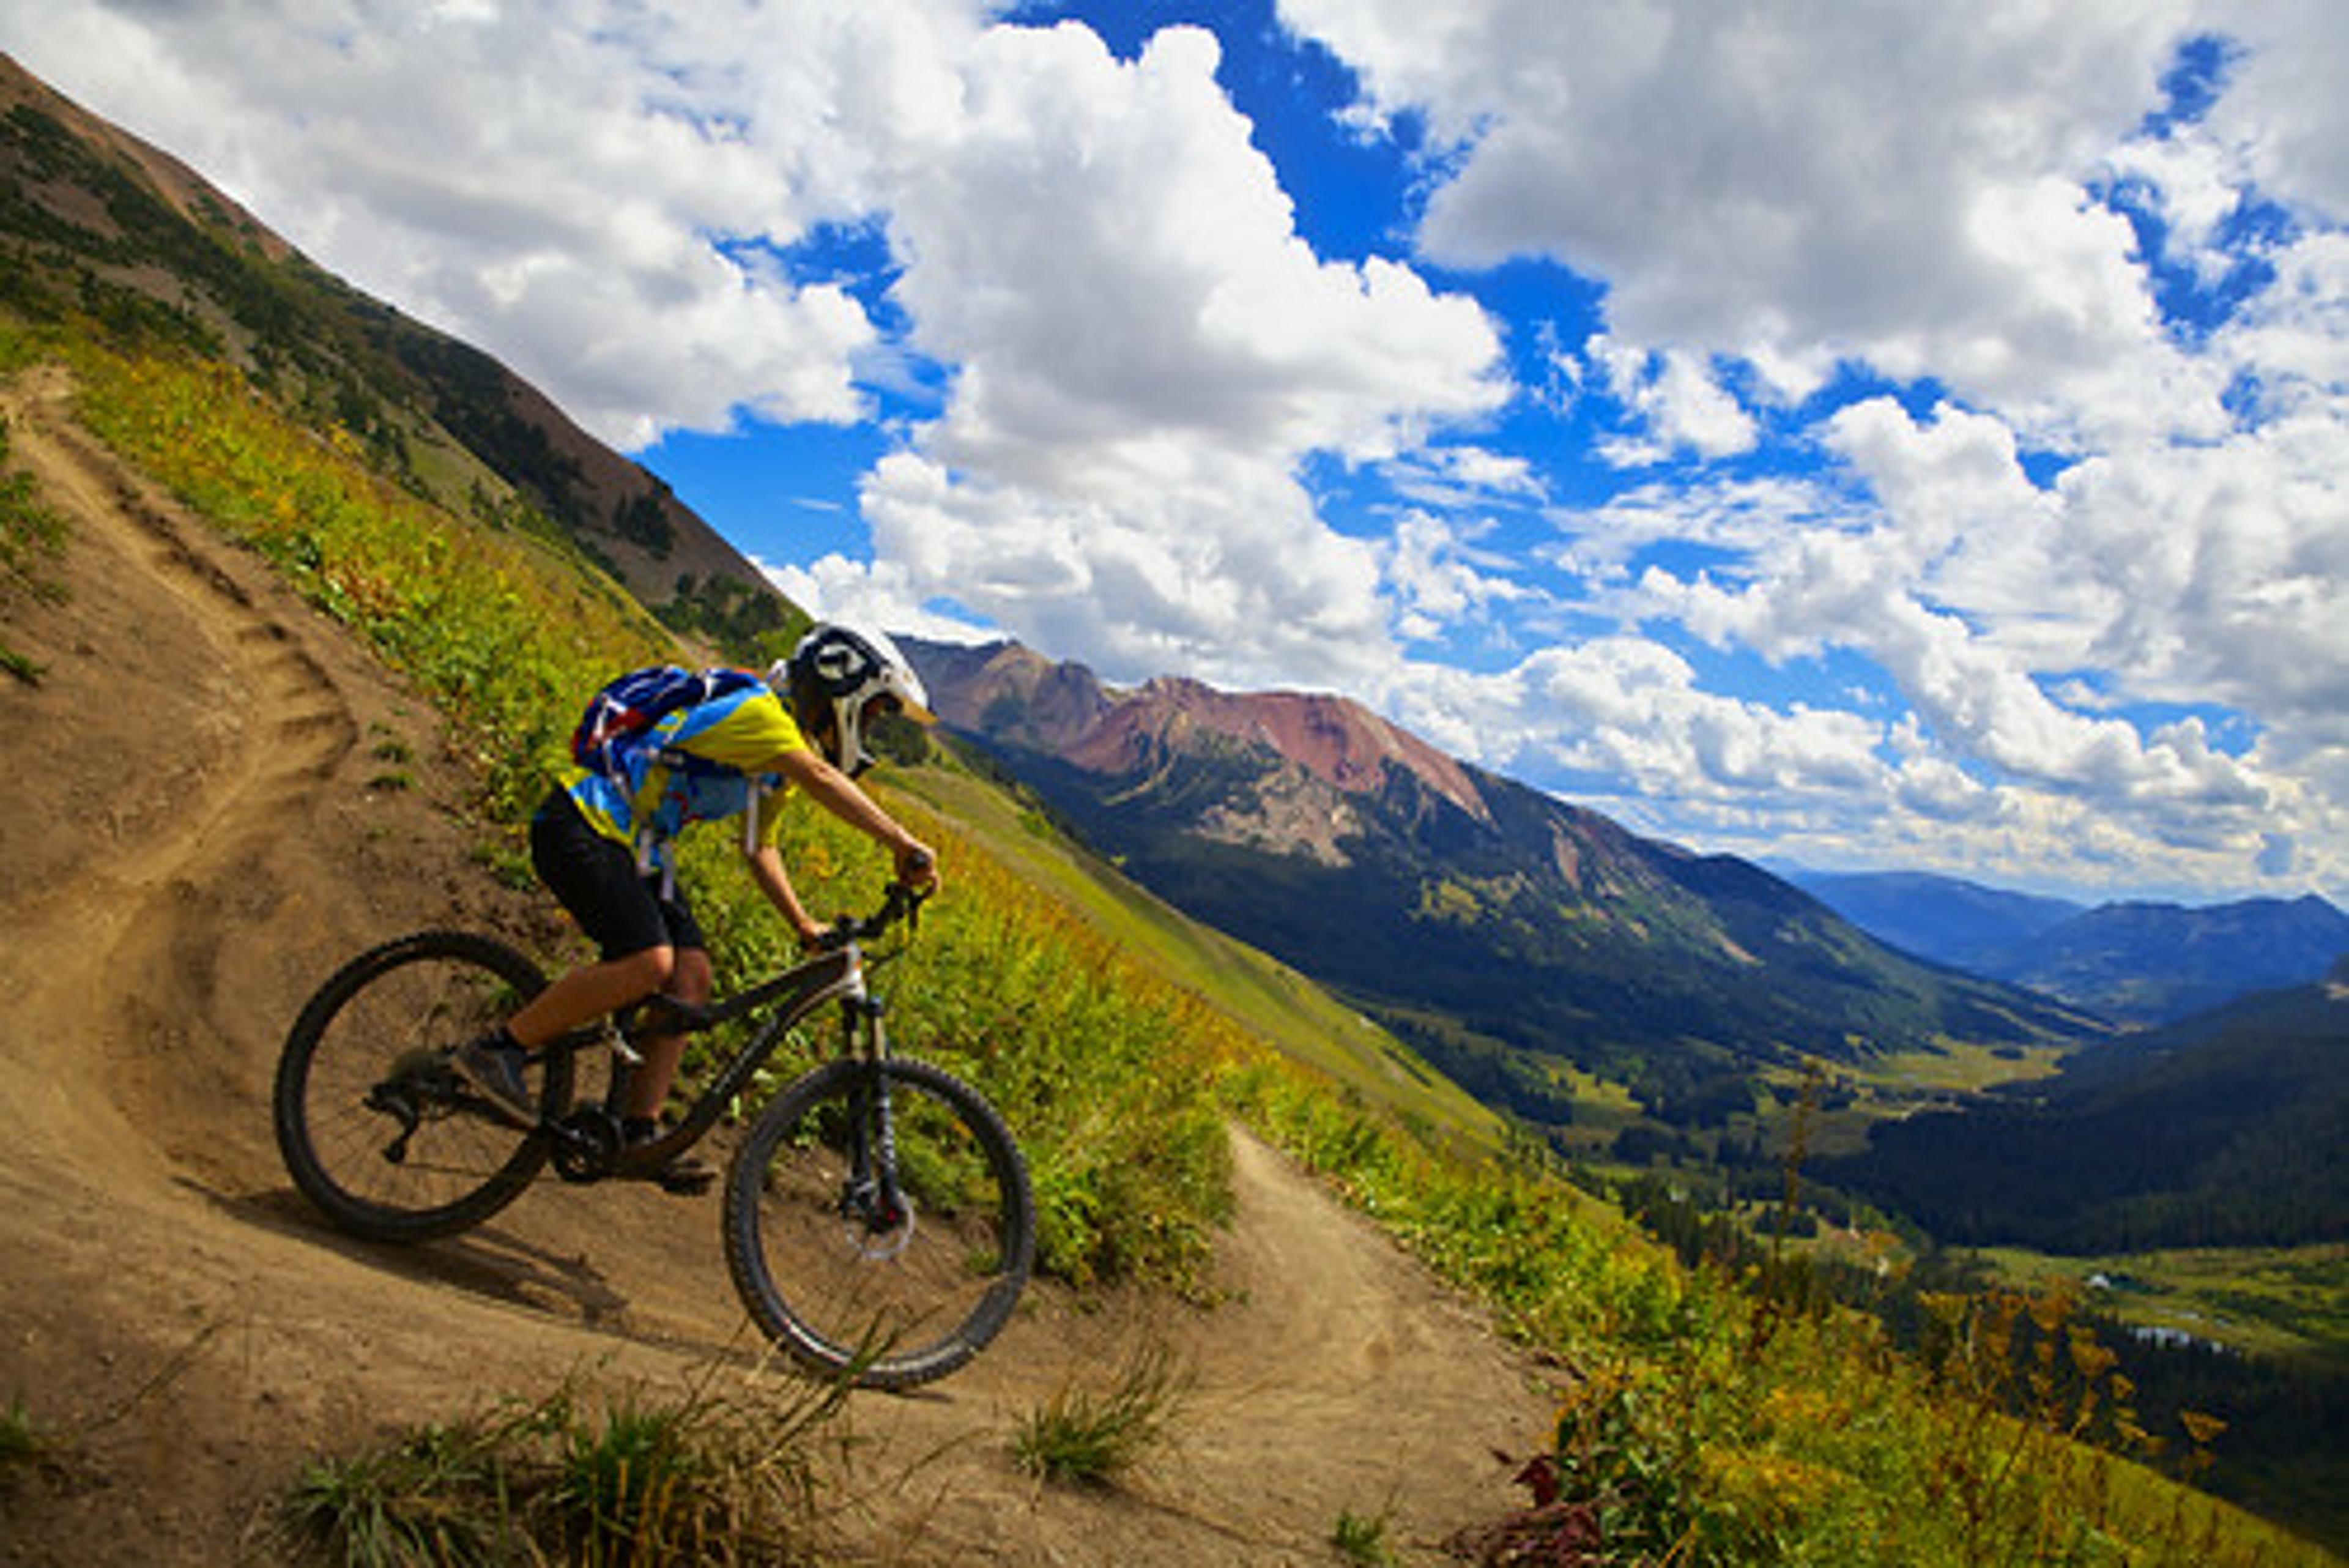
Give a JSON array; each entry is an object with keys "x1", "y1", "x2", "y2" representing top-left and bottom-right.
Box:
[{"x1": 272, "y1": 883, "x2": 1034, "y2": 1389}]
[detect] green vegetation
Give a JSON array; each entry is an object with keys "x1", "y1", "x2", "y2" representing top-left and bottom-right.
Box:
[
  {"x1": 1824, "y1": 979, "x2": 2348, "y2": 1254},
  {"x1": 279, "y1": 1370, "x2": 845, "y2": 1567},
  {"x1": 1330, "y1": 1507, "x2": 1400, "y2": 1566},
  {"x1": 892, "y1": 759, "x2": 1506, "y2": 1156},
  {"x1": 0, "y1": 1394, "x2": 50, "y2": 1474},
  {"x1": 1970, "y1": 1243, "x2": 2349, "y2": 1552},
  {"x1": 1979, "y1": 1245, "x2": 2349, "y2": 1363},
  {"x1": 388, "y1": 330, "x2": 598, "y2": 538},
  {"x1": 1227, "y1": 1060, "x2": 2332, "y2": 1564},
  {"x1": 659, "y1": 567, "x2": 800, "y2": 661},
  {"x1": 1011, "y1": 1341, "x2": 1189, "y2": 1487},
  {"x1": 0, "y1": 413, "x2": 69, "y2": 682}
]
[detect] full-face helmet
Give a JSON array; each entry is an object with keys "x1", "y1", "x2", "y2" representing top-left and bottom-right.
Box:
[{"x1": 770, "y1": 622, "x2": 933, "y2": 776}]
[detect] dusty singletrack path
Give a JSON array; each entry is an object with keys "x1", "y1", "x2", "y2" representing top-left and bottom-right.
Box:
[{"x1": 0, "y1": 370, "x2": 1556, "y2": 1565}]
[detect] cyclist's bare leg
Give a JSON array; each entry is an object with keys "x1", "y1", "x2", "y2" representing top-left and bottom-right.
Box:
[
  {"x1": 622, "y1": 946, "x2": 711, "y2": 1120},
  {"x1": 505, "y1": 946, "x2": 675, "y2": 1050}
]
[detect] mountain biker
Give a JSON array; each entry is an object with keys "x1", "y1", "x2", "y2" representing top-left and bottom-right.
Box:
[{"x1": 453, "y1": 622, "x2": 940, "y2": 1184}]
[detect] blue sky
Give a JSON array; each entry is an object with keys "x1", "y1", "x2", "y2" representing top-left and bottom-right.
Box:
[{"x1": 6, "y1": 0, "x2": 2345, "y2": 904}]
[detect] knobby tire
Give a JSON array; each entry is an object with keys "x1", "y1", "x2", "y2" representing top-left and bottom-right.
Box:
[
  {"x1": 723, "y1": 1057, "x2": 1035, "y2": 1389},
  {"x1": 273, "y1": 931, "x2": 572, "y2": 1242}
]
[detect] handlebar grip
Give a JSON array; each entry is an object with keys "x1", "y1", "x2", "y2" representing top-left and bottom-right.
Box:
[
  {"x1": 820, "y1": 882, "x2": 930, "y2": 946},
  {"x1": 880, "y1": 879, "x2": 929, "y2": 930}
]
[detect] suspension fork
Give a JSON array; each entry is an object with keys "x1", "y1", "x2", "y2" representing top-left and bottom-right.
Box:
[{"x1": 844, "y1": 985, "x2": 908, "y2": 1230}]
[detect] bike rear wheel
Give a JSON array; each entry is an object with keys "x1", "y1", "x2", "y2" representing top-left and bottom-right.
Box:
[
  {"x1": 274, "y1": 931, "x2": 573, "y2": 1242},
  {"x1": 724, "y1": 1057, "x2": 1035, "y2": 1389}
]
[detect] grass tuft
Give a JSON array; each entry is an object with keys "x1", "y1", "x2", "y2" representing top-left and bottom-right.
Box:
[
  {"x1": 1, "y1": 1394, "x2": 51, "y2": 1474},
  {"x1": 1331, "y1": 1506, "x2": 1400, "y2": 1566},
  {"x1": 278, "y1": 1363, "x2": 850, "y2": 1567},
  {"x1": 1011, "y1": 1340, "x2": 1189, "y2": 1488},
  {"x1": 282, "y1": 1418, "x2": 511, "y2": 1568}
]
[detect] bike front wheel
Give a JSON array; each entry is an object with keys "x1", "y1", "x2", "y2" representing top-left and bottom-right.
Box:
[
  {"x1": 274, "y1": 931, "x2": 573, "y2": 1242},
  {"x1": 724, "y1": 1057, "x2": 1035, "y2": 1389}
]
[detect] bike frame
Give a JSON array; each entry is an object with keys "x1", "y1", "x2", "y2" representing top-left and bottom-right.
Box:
[{"x1": 531, "y1": 935, "x2": 894, "y2": 1180}]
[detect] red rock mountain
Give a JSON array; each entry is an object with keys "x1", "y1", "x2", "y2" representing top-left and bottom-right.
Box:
[{"x1": 912, "y1": 639, "x2": 1490, "y2": 865}]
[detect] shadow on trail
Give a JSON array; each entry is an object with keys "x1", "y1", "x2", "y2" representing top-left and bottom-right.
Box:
[
  {"x1": 202, "y1": 1181, "x2": 641, "y2": 1331},
  {"x1": 198, "y1": 1182, "x2": 965, "y2": 1391}
]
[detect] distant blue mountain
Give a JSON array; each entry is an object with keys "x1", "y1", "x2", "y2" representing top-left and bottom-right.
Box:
[
  {"x1": 1791, "y1": 870, "x2": 2349, "y2": 1025},
  {"x1": 1996, "y1": 895, "x2": 2349, "y2": 1025},
  {"x1": 1784, "y1": 870, "x2": 2084, "y2": 970}
]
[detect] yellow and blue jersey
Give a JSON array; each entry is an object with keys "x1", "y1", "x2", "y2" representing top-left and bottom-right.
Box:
[{"x1": 561, "y1": 680, "x2": 808, "y2": 874}]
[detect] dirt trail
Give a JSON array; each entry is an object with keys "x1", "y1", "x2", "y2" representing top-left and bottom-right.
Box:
[{"x1": 0, "y1": 371, "x2": 1557, "y2": 1565}]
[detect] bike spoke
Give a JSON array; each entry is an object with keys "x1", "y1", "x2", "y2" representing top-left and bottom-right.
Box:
[
  {"x1": 725, "y1": 1059, "x2": 1033, "y2": 1388},
  {"x1": 275, "y1": 932, "x2": 563, "y2": 1242}
]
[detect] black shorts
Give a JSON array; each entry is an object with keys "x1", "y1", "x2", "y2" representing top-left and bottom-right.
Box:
[{"x1": 529, "y1": 789, "x2": 708, "y2": 960}]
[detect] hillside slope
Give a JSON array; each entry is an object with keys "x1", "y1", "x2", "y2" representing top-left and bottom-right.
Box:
[
  {"x1": 1822, "y1": 958, "x2": 2349, "y2": 1251},
  {"x1": 0, "y1": 52, "x2": 782, "y2": 639},
  {"x1": 0, "y1": 363, "x2": 1555, "y2": 1563},
  {"x1": 911, "y1": 638, "x2": 2106, "y2": 1135}
]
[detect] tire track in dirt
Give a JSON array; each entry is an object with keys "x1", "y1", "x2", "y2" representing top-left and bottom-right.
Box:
[{"x1": 1, "y1": 370, "x2": 356, "y2": 1169}]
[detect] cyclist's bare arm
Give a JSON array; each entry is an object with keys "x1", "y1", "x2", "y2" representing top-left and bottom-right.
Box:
[
  {"x1": 769, "y1": 748, "x2": 940, "y2": 891},
  {"x1": 743, "y1": 841, "x2": 825, "y2": 948}
]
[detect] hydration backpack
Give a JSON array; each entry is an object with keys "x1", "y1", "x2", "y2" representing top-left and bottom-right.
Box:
[{"x1": 569, "y1": 664, "x2": 766, "y2": 786}]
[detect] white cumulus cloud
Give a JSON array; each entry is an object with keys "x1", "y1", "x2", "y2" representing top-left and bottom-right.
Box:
[{"x1": 7, "y1": 0, "x2": 2345, "y2": 901}]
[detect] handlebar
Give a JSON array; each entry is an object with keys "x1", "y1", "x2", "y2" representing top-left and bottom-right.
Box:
[{"x1": 818, "y1": 881, "x2": 931, "y2": 950}]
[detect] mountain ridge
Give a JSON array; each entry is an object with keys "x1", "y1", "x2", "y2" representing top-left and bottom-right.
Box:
[
  {"x1": 0, "y1": 51, "x2": 787, "y2": 644},
  {"x1": 1787, "y1": 868, "x2": 2087, "y2": 967},
  {"x1": 908, "y1": 636, "x2": 2107, "y2": 1139},
  {"x1": 911, "y1": 637, "x2": 1493, "y2": 864},
  {"x1": 1795, "y1": 866, "x2": 2349, "y2": 1024}
]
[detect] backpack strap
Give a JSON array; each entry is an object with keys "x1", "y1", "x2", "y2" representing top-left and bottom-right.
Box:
[{"x1": 743, "y1": 776, "x2": 777, "y2": 858}]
